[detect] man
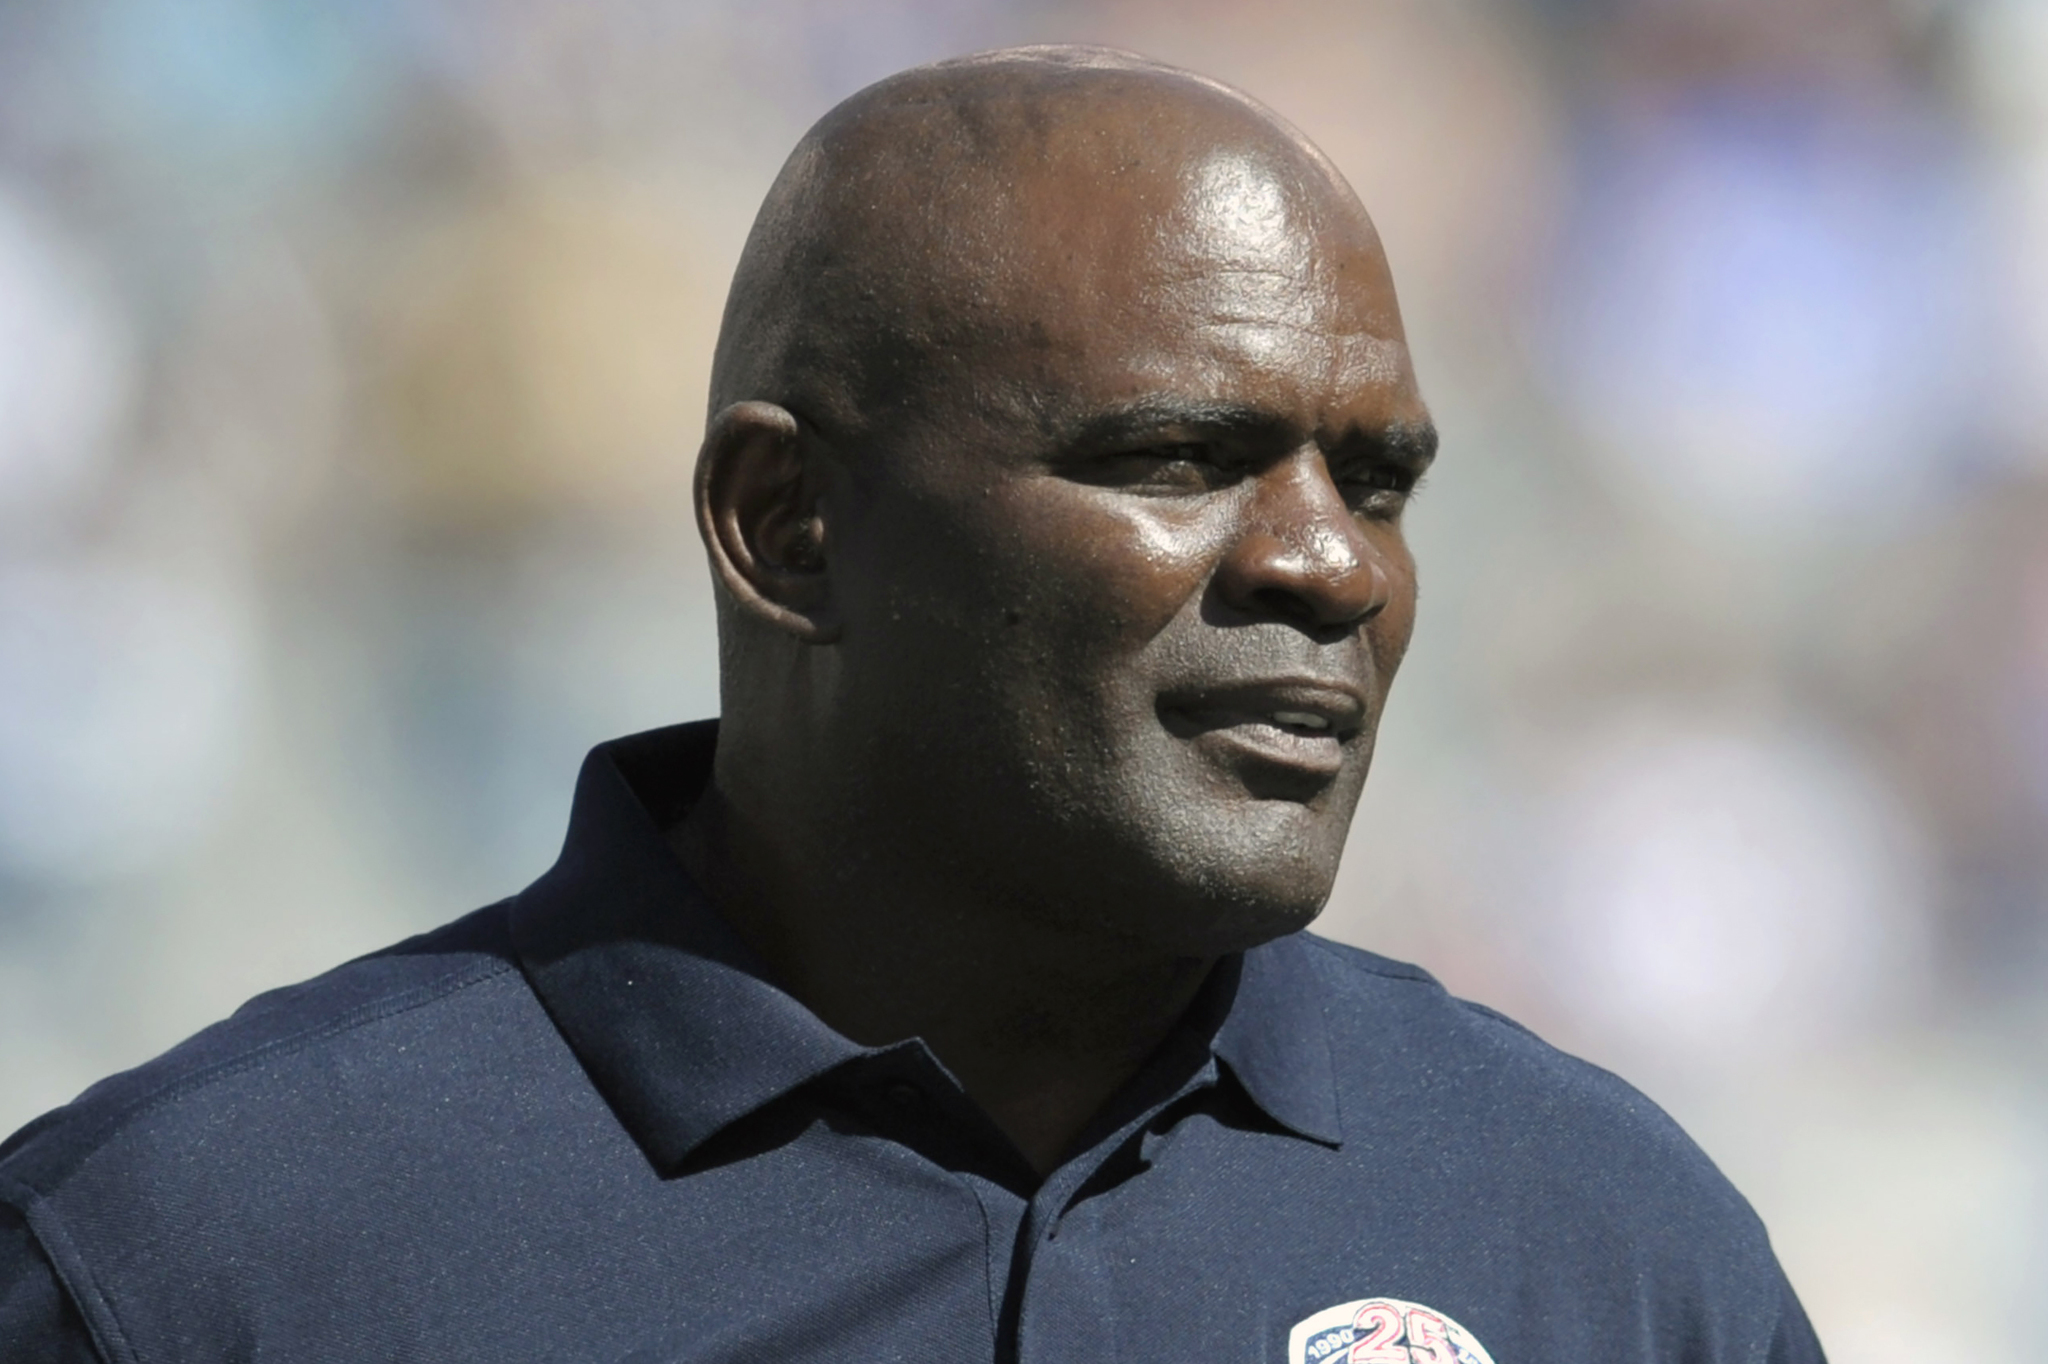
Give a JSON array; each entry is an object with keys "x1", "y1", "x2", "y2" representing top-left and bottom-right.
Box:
[{"x1": 1, "y1": 48, "x2": 1823, "y2": 1362}]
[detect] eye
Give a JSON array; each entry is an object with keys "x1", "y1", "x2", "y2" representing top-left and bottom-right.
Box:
[
  {"x1": 1073, "y1": 442, "x2": 1240, "y2": 494},
  {"x1": 1338, "y1": 462, "x2": 1420, "y2": 515}
]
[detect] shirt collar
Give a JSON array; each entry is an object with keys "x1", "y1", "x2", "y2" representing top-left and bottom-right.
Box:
[
  {"x1": 1213, "y1": 936, "x2": 1344, "y2": 1146},
  {"x1": 510, "y1": 721, "x2": 870, "y2": 1170},
  {"x1": 510, "y1": 721, "x2": 1345, "y2": 1168}
]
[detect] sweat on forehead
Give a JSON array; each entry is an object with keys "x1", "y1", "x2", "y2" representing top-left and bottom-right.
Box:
[{"x1": 707, "y1": 45, "x2": 1377, "y2": 443}]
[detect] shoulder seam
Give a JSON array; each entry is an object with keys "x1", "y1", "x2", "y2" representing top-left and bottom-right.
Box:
[
  {"x1": 21, "y1": 956, "x2": 519, "y2": 1200},
  {"x1": 1298, "y1": 932, "x2": 1439, "y2": 984},
  {"x1": 1451, "y1": 996, "x2": 1545, "y2": 1041},
  {"x1": 1300, "y1": 937, "x2": 1577, "y2": 1056}
]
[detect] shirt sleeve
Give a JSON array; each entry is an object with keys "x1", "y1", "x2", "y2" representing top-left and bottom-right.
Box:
[
  {"x1": 1765, "y1": 1270, "x2": 1828, "y2": 1364},
  {"x1": 0, "y1": 1201, "x2": 104, "y2": 1364}
]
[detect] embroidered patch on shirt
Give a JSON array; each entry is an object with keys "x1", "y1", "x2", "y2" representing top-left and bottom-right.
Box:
[{"x1": 1287, "y1": 1297, "x2": 1496, "y2": 1364}]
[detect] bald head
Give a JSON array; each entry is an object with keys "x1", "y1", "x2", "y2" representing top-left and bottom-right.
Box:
[{"x1": 708, "y1": 46, "x2": 1395, "y2": 446}]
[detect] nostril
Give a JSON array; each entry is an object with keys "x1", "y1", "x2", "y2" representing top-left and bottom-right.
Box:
[{"x1": 1249, "y1": 586, "x2": 1319, "y2": 625}]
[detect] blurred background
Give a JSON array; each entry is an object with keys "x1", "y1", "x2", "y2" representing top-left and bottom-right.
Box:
[{"x1": 0, "y1": 0, "x2": 2042, "y2": 1351}]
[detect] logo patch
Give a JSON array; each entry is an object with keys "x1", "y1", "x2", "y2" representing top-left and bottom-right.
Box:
[{"x1": 1286, "y1": 1297, "x2": 1496, "y2": 1364}]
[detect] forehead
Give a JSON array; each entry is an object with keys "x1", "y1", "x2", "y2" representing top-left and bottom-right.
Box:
[{"x1": 984, "y1": 137, "x2": 1420, "y2": 436}]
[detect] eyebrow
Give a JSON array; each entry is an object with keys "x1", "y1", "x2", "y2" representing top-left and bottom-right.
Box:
[
  {"x1": 1360, "y1": 420, "x2": 1439, "y2": 470},
  {"x1": 1059, "y1": 396, "x2": 1439, "y2": 468},
  {"x1": 1060, "y1": 397, "x2": 1281, "y2": 452}
]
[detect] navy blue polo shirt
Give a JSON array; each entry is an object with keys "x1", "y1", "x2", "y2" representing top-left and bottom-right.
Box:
[{"x1": 1, "y1": 721, "x2": 1823, "y2": 1362}]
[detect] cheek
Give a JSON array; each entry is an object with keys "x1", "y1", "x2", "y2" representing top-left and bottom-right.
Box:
[{"x1": 994, "y1": 490, "x2": 1221, "y2": 642}]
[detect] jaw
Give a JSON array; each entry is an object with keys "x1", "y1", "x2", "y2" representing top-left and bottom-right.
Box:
[{"x1": 996, "y1": 715, "x2": 1373, "y2": 957}]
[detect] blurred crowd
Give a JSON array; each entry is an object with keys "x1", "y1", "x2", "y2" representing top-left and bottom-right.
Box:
[{"x1": 1, "y1": 0, "x2": 2043, "y2": 1354}]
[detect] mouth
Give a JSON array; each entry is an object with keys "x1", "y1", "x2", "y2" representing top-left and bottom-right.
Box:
[{"x1": 1157, "y1": 679, "x2": 1367, "y2": 787}]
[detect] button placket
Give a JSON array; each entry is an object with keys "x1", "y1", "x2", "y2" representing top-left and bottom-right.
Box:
[{"x1": 1008, "y1": 1081, "x2": 1213, "y2": 1363}]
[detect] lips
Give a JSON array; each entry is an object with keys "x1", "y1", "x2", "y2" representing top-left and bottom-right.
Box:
[
  {"x1": 1161, "y1": 679, "x2": 1366, "y2": 737},
  {"x1": 1157, "y1": 678, "x2": 1367, "y2": 787}
]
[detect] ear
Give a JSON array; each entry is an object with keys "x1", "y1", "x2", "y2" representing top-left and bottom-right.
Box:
[{"x1": 694, "y1": 401, "x2": 841, "y2": 643}]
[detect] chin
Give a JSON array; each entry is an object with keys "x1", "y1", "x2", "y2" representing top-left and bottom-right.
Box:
[
  {"x1": 1077, "y1": 806, "x2": 1349, "y2": 958},
  {"x1": 994, "y1": 794, "x2": 1341, "y2": 957},
  {"x1": 1162, "y1": 856, "x2": 1339, "y2": 955},
  {"x1": 1003, "y1": 749, "x2": 1357, "y2": 957}
]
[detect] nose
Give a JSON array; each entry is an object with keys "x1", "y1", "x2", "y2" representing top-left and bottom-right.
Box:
[{"x1": 1212, "y1": 447, "x2": 1389, "y2": 632}]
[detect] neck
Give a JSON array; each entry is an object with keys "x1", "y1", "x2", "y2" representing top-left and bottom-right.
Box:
[{"x1": 669, "y1": 778, "x2": 1215, "y2": 1177}]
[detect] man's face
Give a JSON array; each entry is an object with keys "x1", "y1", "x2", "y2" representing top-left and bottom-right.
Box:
[{"x1": 818, "y1": 140, "x2": 1433, "y2": 956}]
